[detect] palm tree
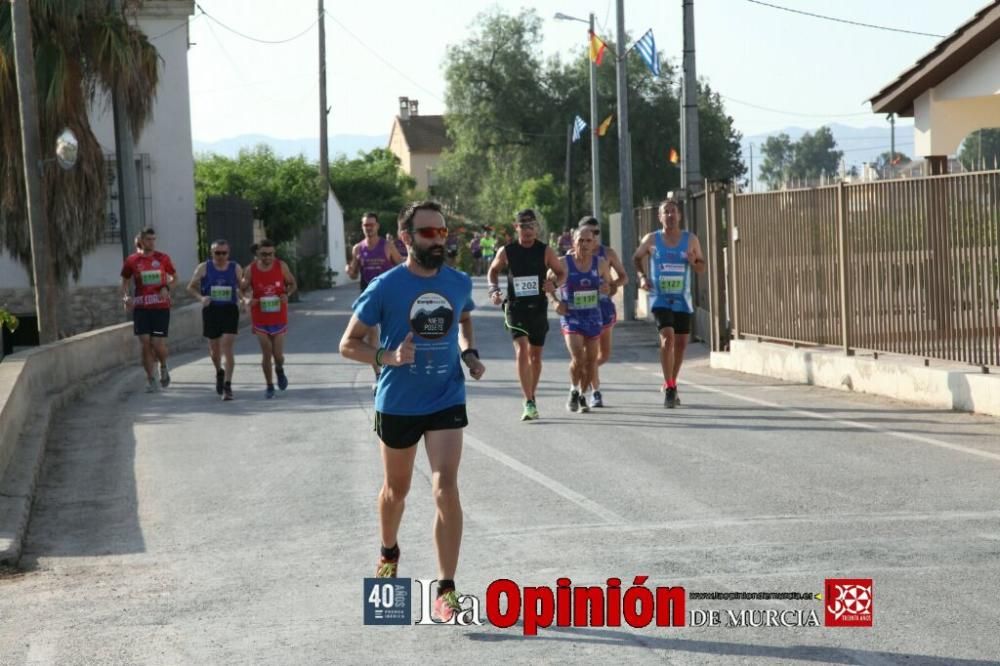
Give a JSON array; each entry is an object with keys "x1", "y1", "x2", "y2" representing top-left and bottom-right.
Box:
[{"x1": 0, "y1": 0, "x2": 159, "y2": 283}]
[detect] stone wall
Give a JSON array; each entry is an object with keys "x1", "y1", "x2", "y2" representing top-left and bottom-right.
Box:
[{"x1": 1, "y1": 287, "x2": 198, "y2": 338}]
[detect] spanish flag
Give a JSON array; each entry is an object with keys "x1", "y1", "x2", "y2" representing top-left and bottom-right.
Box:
[
  {"x1": 597, "y1": 114, "x2": 614, "y2": 137},
  {"x1": 669, "y1": 147, "x2": 680, "y2": 165},
  {"x1": 589, "y1": 31, "x2": 607, "y2": 66}
]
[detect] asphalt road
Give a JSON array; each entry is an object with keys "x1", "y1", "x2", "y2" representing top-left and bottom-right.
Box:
[{"x1": 2, "y1": 278, "x2": 999, "y2": 665}]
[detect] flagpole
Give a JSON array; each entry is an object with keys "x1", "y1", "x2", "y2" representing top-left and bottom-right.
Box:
[
  {"x1": 566, "y1": 122, "x2": 573, "y2": 230},
  {"x1": 615, "y1": 0, "x2": 637, "y2": 321},
  {"x1": 588, "y1": 13, "x2": 601, "y2": 219}
]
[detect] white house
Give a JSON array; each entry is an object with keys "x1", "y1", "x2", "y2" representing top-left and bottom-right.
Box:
[
  {"x1": 870, "y1": 1, "x2": 1000, "y2": 173},
  {"x1": 0, "y1": 0, "x2": 197, "y2": 333}
]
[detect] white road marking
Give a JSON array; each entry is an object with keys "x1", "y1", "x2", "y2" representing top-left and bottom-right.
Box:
[
  {"x1": 463, "y1": 433, "x2": 625, "y2": 524},
  {"x1": 678, "y1": 376, "x2": 1000, "y2": 463}
]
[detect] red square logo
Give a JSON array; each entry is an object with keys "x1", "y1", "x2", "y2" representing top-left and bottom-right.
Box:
[{"x1": 825, "y1": 578, "x2": 873, "y2": 627}]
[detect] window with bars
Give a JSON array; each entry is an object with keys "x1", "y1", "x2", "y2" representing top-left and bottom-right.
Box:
[{"x1": 103, "y1": 153, "x2": 153, "y2": 244}]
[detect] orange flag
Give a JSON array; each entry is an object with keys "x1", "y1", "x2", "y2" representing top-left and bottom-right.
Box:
[
  {"x1": 597, "y1": 114, "x2": 614, "y2": 137},
  {"x1": 669, "y1": 147, "x2": 680, "y2": 164},
  {"x1": 589, "y1": 31, "x2": 607, "y2": 66}
]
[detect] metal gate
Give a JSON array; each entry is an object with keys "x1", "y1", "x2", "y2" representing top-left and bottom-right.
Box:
[{"x1": 204, "y1": 195, "x2": 255, "y2": 267}]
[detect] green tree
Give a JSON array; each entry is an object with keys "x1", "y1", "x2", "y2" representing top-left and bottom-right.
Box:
[
  {"x1": 759, "y1": 133, "x2": 794, "y2": 190},
  {"x1": 195, "y1": 145, "x2": 324, "y2": 246},
  {"x1": 759, "y1": 127, "x2": 842, "y2": 188},
  {"x1": 959, "y1": 128, "x2": 1000, "y2": 171},
  {"x1": 0, "y1": 2, "x2": 159, "y2": 281},
  {"x1": 329, "y1": 148, "x2": 415, "y2": 231},
  {"x1": 792, "y1": 126, "x2": 842, "y2": 181},
  {"x1": 436, "y1": 9, "x2": 746, "y2": 225}
]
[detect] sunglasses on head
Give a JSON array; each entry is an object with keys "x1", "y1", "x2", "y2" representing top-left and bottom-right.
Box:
[{"x1": 414, "y1": 227, "x2": 449, "y2": 239}]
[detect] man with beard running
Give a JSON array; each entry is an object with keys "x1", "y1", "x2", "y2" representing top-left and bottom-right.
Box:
[
  {"x1": 187, "y1": 239, "x2": 243, "y2": 400},
  {"x1": 487, "y1": 209, "x2": 566, "y2": 421},
  {"x1": 339, "y1": 200, "x2": 485, "y2": 623},
  {"x1": 574, "y1": 216, "x2": 628, "y2": 407},
  {"x1": 550, "y1": 226, "x2": 611, "y2": 413},
  {"x1": 632, "y1": 196, "x2": 706, "y2": 408},
  {"x1": 347, "y1": 212, "x2": 404, "y2": 387},
  {"x1": 242, "y1": 239, "x2": 297, "y2": 399},
  {"x1": 120, "y1": 228, "x2": 177, "y2": 393}
]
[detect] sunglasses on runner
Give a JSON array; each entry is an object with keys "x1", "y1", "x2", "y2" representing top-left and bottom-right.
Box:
[
  {"x1": 258, "y1": 251, "x2": 275, "y2": 257},
  {"x1": 213, "y1": 250, "x2": 229, "y2": 255},
  {"x1": 414, "y1": 227, "x2": 449, "y2": 239}
]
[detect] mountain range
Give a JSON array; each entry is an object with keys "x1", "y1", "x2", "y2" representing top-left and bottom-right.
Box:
[
  {"x1": 193, "y1": 134, "x2": 389, "y2": 161},
  {"x1": 193, "y1": 123, "x2": 918, "y2": 185}
]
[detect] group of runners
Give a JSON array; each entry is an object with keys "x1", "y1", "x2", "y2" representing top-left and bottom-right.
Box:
[
  {"x1": 120, "y1": 196, "x2": 704, "y2": 622},
  {"x1": 120, "y1": 228, "x2": 297, "y2": 400},
  {"x1": 334, "y1": 195, "x2": 704, "y2": 622}
]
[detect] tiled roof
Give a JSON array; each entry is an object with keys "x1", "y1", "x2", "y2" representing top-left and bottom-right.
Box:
[
  {"x1": 869, "y1": 1, "x2": 1000, "y2": 116},
  {"x1": 396, "y1": 115, "x2": 450, "y2": 154}
]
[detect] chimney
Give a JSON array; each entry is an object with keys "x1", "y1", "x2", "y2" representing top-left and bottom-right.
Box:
[
  {"x1": 399, "y1": 96, "x2": 410, "y2": 120},
  {"x1": 409, "y1": 99, "x2": 419, "y2": 117}
]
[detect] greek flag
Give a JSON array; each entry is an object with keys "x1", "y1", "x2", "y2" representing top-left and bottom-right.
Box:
[
  {"x1": 634, "y1": 29, "x2": 660, "y2": 77},
  {"x1": 572, "y1": 115, "x2": 587, "y2": 142}
]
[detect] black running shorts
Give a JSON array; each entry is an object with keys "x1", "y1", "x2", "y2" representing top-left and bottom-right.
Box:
[
  {"x1": 375, "y1": 404, "x2": 469, "y2": 449},
  {"x1": 133, "y1": 308, "x2": 170, "y2": 337},
  {"x1": 505, "y1": 300, "x2": 549, "y2": 347},
  {"x1": 202, "y1": 304, "x2": 239, "y2": 339},
  {"x1": 652, "y1": 308, "x2": 691, "y2": 335}
]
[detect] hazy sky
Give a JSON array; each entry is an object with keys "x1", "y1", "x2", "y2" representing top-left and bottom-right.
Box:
[{"x1": 184, "y1": 0, "x2": 987, "y2": 145}]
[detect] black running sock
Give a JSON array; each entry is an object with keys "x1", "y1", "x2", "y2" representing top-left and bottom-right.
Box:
[
  {"x1": 276, "y1": 364, "x2": 284, "y2": 374},
  {"x1": 380, "y1": 544, "x2": 399, "y2": 560},
  {"x1": 224, "y1": 381, "x2": 231, "y2": 388},
  {"x1": 437, "y1": 579, "x2": 455, "y2": 597}
]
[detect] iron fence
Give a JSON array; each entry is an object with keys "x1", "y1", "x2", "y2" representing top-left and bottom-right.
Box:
[{"x1": 729, "y1": 171, "x2": 1000, "y2": 369}]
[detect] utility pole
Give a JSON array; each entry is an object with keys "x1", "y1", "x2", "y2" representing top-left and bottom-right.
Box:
[
  {"x1": 615, "y1": 0, "x2": 637, "y2": 321},
  {"x1": 681, "y1": 0, "x2": 702, "y2": 193},
  {"x1": 318, "y1": 0, "x2": 330, "y2": 267},
  {"x1": 565, "y1": 123, "x2": 573, "y2": 230},
  {"x1": 749, "y1": 143, "x2": 754, "y2": 192},
  {"x1": 110, "y1": 0, "x2": 143, "y2": 259},
  {"x1": 588, "y1": 12, "x2": 601, "y2": 218},
  {"x1": 889, "y1": 112, "x2": 895, "y2": 178},
  {"x1": 10, "y1": 0, "x2": 58, "y2": 343}
]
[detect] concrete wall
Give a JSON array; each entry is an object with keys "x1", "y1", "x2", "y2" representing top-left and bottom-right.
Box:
[
  {"x1": 0, "y1": 303, "x2": 203, "y2": 483},
  {"x1": 712, "y1": 339, "x2": 1000, "y2": 417},
  {"x1": 326, "y1": 191, "x2": 349, "y2": 286}
]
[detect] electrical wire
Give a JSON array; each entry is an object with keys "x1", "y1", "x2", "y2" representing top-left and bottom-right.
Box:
[
  {"x1": 194, "y1": 3, "x2": 319, "y2": 44},
  {"x1": 744, "y1": 0, "x2": 945, "y2": 38},
  {"x1": 722, "y1": 94, "x2": 871, "y2": 118}
]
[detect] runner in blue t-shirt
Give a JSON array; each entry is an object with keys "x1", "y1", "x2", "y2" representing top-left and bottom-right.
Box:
[
  {"x1": 339, "y1": 200, "x2": 486, "y2": 624},
  {"x1": 632, "y1": 195, "x2": 706, "y2": 408}
]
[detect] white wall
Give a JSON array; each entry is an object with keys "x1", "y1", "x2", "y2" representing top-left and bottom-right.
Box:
[
  {"x1": 327, "y1": 190, "x2": 349, "y2": 285},
  {"x1": 0, "y1": 1, "x2": 196, "y2": 289},
  {"x1": 911, "y1": 40, "x2": 1000, "y2": 157}
]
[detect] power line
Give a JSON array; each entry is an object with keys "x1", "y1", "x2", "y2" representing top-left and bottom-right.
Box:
[
  {"x1": 194, "y1": 3, "x2": 319, "y2": 44},
  {"x1": 149, "y1": 11, "x2": 201, "y2": 41},
  {"x1": 744, "y1": 0, "x2": 945, "y2": 38},
  {"x1": 722, "y1": 94, "x2": 871, "y2": 118}
]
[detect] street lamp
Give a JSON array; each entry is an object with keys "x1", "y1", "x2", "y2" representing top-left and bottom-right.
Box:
[{"x1": 554, "y1": 11, "x2": 601, "y2": 220}]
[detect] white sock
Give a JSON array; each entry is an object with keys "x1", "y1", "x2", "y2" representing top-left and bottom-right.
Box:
[{"x1": 572, "y1": 384, "x2": 580, "y2": 393}]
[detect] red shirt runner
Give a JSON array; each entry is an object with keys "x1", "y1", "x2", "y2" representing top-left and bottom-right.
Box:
[
  {"x1": 121, "y1": 251, "x2": 176, "y2": 309},
  {"x1": 248, "y1": 260, "x2": 288, "y2": 327}
]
